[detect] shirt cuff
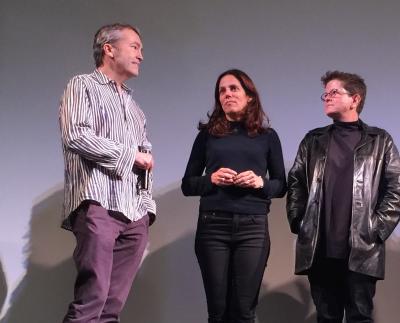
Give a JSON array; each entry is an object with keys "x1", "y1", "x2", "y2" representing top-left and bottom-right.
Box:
[{"x1": 115, "y1": 145, "x2": 136, "y2": 179}]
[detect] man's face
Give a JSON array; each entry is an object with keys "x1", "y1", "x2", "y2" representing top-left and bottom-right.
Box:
[
  {"x1": 110, "y1": 28, "x2": 143, "y2": 79},
  {"x1": 323, "y1": 79, "x2": 358, "y2": 121}
]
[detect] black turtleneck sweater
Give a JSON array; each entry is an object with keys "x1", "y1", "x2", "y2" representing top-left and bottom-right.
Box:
[
  {"x1": 181, "y1": 122, "x2": 287, "y2": 215},
  {"x1": 321, "y1": 120, "x2": 362, "y2": 259}
]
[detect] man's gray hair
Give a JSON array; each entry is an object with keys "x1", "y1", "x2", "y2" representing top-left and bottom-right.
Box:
[{"x1": 93, "y1": 23, "x2": 141, "y2": 68}]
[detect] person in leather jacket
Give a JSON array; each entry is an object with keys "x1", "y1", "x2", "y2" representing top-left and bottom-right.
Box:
[{"x1": 287, "y1": 70, "x2": 400, "y2": 323}]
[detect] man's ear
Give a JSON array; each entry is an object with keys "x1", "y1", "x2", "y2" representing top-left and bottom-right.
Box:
[
  {"x1": 351, "y1": 94, "x2": 361, "y2": 110},
  {"x1": 103, "y1": 43, "x2": 114, "y2": 59}
]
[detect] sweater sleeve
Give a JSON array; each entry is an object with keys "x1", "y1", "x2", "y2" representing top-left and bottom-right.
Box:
[
  {"x1": 261, "y1": 129, "x2": 287, "y2": 198},
  {"x1": 181, "y1": 131, "x2": 214, "y2": 196}
]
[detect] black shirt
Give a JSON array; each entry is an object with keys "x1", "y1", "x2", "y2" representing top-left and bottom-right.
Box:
[
  {"x1": 321, "y1": 120, "x2": 362, "y2": 258},
  {"x1": 181, "y1": 122, "x2": 287, "y2": 215}
]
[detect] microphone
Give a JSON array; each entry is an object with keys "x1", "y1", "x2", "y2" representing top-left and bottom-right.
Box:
[{"x1": 139, "y1": 142, "x2": 152, "y2": 191}]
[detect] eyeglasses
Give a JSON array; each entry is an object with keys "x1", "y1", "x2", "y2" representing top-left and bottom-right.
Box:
[{"x1": 320, "y1": 89, "x2": 351, "y2": 102}]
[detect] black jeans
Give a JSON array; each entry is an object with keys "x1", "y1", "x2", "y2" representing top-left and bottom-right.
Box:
[
  {"x1": 195, "y1": 211, "x2": 270, "y2": 323},
  {"x1": 308, "y1": 258, "x2": 377, "y2": 323}
]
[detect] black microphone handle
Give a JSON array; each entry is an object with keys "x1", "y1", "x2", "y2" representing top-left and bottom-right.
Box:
[
  {"x1": 139, "y1": 143, "x2": 152, "y2": 191},
  {"x1": 143, "y1": 169, "x2": 150, "y2": 190}
]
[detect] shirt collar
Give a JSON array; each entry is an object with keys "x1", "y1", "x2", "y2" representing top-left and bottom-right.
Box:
[
  {"x1": 92, "y1": 69, "x2": 133, "y2": 93},
  {"x1": 332, "y1": 119, "x2": 361, "y2": 131},
  {"x1": 312, "y1": 119, "x2": 380, "y2": 136}
]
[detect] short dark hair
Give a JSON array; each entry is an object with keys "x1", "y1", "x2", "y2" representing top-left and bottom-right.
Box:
[
  {"x1": 199, "y1": 69, "x2": 269, "y2": 137},
  {"x1": 93, "y1": 23, "x2": 141, "y2": 68},
  {"x1": 321, "y1": 70, "x2": 367, "y2": 113}
]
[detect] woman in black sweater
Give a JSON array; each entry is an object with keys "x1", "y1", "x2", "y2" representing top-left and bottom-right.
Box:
[{"x1": 181, "y1": 69, "x2": 287, "y2": 323}]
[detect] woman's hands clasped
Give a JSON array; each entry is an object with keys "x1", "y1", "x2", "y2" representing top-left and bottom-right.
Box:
[
  {"x1": 234, "y1": 170, "x2": 264, "y2": 188},
  {"x1": 211, "y1": 168, "x2": 237, "y2": 186},
  {"x1": 211, "y1": 168, "x2": 264, "y2": 189}
]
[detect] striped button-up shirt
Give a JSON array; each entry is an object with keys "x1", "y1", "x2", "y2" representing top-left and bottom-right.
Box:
[{"x1": 59, "y1": 69, "x2": 156, "y2": 230}]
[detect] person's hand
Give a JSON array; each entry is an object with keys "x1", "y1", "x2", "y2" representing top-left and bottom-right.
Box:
[
  {"x1": 134, "y1": 152, "x2": 154, "y2": 170},
  {"x1": 211, "y1": 168, "x2": 237, "y2": 186},
  {"x1": 233, "y1": 170, "x2": 264, "y2": 189}
]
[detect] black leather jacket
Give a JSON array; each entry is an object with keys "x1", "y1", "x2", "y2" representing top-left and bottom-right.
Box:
[{"x1": 287, "y1": 120, "x2": 400, "y2": 279}]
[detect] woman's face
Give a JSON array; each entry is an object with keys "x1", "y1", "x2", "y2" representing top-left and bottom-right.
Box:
[{"x1": 218, "y1": 74, "x2": 250, "y2": 121}]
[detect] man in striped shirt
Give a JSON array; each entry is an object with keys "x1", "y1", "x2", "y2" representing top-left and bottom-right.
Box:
[{"x1": 59, "y1": 23, "x2": 156, "y2": 322}]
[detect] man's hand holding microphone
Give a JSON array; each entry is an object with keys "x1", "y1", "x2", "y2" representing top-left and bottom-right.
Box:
[{"x1": 134, "y1": 142, "x2": 153, "y2": 191}]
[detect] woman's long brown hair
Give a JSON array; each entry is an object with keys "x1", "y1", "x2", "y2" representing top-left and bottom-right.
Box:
[{"x1": 198, "y1": 69, "x2": 269, "y2": 137}]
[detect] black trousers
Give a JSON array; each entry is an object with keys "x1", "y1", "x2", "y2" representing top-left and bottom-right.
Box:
[
  {"x1": 308, "y1": 258, "x2": 377, "y2": 323},
  {"x1": 195, "y1": 211, "x2": 270, "y2": 323}
]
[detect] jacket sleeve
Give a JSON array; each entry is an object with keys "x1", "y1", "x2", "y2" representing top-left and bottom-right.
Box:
[
  {"x1": 374, "y1": 134, "x2": 400, "y2": 241},
  {"x1": 286, "y1": 136, "x2": 309, "y2": 234},
  {"x1": 181, "y1": 131, "x2": 214, "y2": 196}
]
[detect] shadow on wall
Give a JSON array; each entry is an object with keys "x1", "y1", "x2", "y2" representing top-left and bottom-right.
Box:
[
  {"x1": 1, "y1": 189, "x2": 76, "y2": 323},
  {"x1": 2, "y1": 184, "x2": 400, "y2": 323},
  {"x1": 257, "y1": 279, "x2": 317, "y2": 323},
  {"x1": 0, "y1": 261, "x2": 7, "y2": 316},
  {"x1": 1, "y1": 185, "x2": 206, "y2": 323},
  {"x1": 121, "y1": 186, "x2": 207, "y2": 323},
  {"x1": 374, "y1": 238, "x2": 400, "y2": 323},
  {"x1": 121, "y1": 233, "x2": 206, "y2": 323},
  {"x1": 257, "y1": 197, "x2": 317, "y2": 323}
]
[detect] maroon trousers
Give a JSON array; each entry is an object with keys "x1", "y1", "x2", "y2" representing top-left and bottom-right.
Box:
[{"x1": 63, "y1": 202, "x2": 149, "y2": 323}]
